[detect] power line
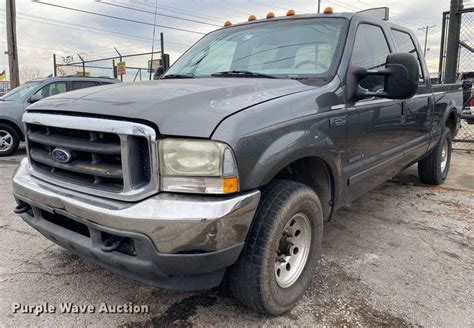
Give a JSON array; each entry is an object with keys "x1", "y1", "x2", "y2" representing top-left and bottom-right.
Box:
[
  {"x1": 128, "y1": 0, "x2": 224, "y2": 22},
  {"x1": 5, "y1": 11, "x2": 191, "y2": 48},
  {"x1": 31, "y1": 0, "x2": 208, "y2": 35},
  {"x1": 212, "y1": 3, "x2": 257, "y2": 17},
  {"x1": 250, "y1": 1, "x2": 311, "y2": 14},
  {"x1": 327, "y1": 0, "x2": 420, "y2": 30},
  {"x1": 0, "y1": 13, "x2": 192, "y2": 61},
  {"x1": 96, "y1": 1, "x2": 222, "y2": 27}
]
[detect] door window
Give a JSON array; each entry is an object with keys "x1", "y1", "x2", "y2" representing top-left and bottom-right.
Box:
[
  {"x1": 72, "y1": 81, "x2": 100, "y2": 90},
  {"x1": 34, "y1": 82, "x2": 67, "y2": 98},
  {"x1": 351, "y1": 24, "x2": 391, "y2": 92},
  {"x1": 391, "y1": 30, "x2": 425, "y2": 83}
]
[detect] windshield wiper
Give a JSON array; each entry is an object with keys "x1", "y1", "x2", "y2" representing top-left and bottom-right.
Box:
[
  {"x1": 161, "y1": 73, "x2": 195, "y2": 79},
  {"x1": 211, "y1": 70, "x2": 280, "y2": 79}
]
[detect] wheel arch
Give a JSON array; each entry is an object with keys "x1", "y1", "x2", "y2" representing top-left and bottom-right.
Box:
[
  {"x1": 445, "y1": 110, "x2": 457, "y2": 136},
  {"x1": 262, "y1": 154, "x2": 338, "y2": 222},
  {"x1": 0, "y1": 118, "x2": 24, "y2": 141}
]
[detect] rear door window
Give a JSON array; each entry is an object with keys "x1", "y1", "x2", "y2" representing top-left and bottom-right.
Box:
[
  {"x1": 391, "y1": 30, "x2": 425, "y2": 83},
  {"x1": 72, "y1": 81, "x2": 101, "y2": 90}
]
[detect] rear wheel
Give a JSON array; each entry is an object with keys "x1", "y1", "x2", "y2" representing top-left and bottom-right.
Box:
[
  {"x1": 418, "y1": 129, "x2": 452, "y2": 185},
  {"x1": 228, "y1": 180, "x2": 323, "y2": 315},
  {"x1": 0, "y1": 123, "x2": 20, "y2": 157}
]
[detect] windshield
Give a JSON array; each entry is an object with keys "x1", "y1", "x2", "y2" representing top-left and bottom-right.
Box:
[
  {"x1": 165, "y1": 18, "x2": 347, "y2": 80},
  {"x1": 1, "y1": 81, "x2": 42, "y2": 101}
]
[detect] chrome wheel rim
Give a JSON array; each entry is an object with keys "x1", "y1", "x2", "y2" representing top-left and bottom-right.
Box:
[
  {"x1": 440, "y1": 139, "x2": 448, "y2": 173},
  {"x1": 0, "y1": 130, "x2": 13, "y2": 152},
  {"x1": 275, "y1": 213, "x2": 312, "y2": 288}
]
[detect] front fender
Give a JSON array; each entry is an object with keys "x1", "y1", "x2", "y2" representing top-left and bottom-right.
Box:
[
  {"x1": 236, "y1": 125, "x2": 342, "y2": 189},
  {"x1": 0, "y1": 114, "x2": 24, "y2": 135},
  {"x1": 211, "y1": 77, "x2": 345, "y2": 191}
]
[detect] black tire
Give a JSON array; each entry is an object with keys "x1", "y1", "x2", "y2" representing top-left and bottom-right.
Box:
[
  {"x1": 418, "y1": 129, "x2": 452, "y2": 185},
  {"x1": 228, "y1": 180, "x2": 323, "y2": 315},
  {"x1": 0, "y1": 123, "x2": 20, "y2": 157}
]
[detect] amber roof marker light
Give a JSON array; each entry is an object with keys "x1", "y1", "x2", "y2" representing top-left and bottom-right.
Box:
[
  {"x1": 324, "y1": 7, "x2": 333, "y2": 14},
  {"x1": 287, "y1": 9, "x2": 296, "y2": 16},
  {"x1": 248, "y1": 15, "x2": 257, "y2": 21},
  {"x1": 266, "y1": 12, "x2": 275, "y2": 19},
  {"x1": 224, "y1": 20, "x2": 232, "y2": 27}
]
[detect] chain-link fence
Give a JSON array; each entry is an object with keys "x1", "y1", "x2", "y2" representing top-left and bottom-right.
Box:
[
  {"x1": 458, "y1": 10, "x2": 474, "y2": 75},
  {"x1": 454, "y1": 119, "x2": 474, "y2": 151},
  {"x1": 439, "y1": 8, "x2": 474, "y2": 80},
  {"x1": 439, "y1": 7, "x2": 474, "y2": 150},
  {"x1": 54, "y1": 51, "x2": 166, "y2": 82}
]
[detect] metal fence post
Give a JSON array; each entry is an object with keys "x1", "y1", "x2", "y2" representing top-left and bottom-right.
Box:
[
  {"x1": 53, "y1": 54, "x2": 57, "y2": 77},
  {"x1": 445, "y1": 0, "x2": 463, "y2": 83}
]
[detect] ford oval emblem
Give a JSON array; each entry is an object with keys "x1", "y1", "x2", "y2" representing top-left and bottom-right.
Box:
[{"x1": 52, "y1": 148, "x2": 73, "y2": 163}]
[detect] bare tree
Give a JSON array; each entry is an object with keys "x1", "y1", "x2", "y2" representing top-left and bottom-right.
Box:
[{"x1": 20, "y1": 66, "x2": 42, "y2": 82}]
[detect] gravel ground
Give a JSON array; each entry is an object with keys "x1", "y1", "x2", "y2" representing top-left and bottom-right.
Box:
[{"x1": 1, "y1": 146, "x2": 473, "y2": 327}]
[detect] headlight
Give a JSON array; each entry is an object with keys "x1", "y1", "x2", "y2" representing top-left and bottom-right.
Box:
[{"x1": 159, "y1": 139, "x2": 239, "y2": 194}]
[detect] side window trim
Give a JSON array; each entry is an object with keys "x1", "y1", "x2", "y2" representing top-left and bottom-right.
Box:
[
  {"x1": 390, "y1": 28, "x2": 427, "y2": 86},
  {"x1": 349, "y1": 22, "x2": 393, "y2": 63},
  {"x1": 350, "y1": 23, "x2": 393, "y2": 94}
]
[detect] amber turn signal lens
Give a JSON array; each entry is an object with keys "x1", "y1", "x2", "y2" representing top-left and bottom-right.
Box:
[
  {"x1": 224, "y1": 20, "x2": 232, "y2": 27},
  {"x1": 324, "y1": 7, "x2": 333, "y2": 14},
  {"x1": 248, "y1": 15, "x2": 257, "y2": 21},
  {"x1": 223, "y1": 177, "x2": 239, "y2": 193},
  {"x1": 287, "y1": 9, "x2": 296, "y2": 16},
  {"x1": 266, "y1": 12, "x2": 275, "y2": 19}
]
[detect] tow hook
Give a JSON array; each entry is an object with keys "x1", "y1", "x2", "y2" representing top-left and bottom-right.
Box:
[
  {"x1": 101, "y1": 236, "x2": 125, "y2": 252},
  {"x1": 14, "y1": 202, "x2": 31, "y2": 214}
]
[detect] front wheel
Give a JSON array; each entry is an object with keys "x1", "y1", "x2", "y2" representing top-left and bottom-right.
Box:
[
  {"x1": 418, "y1": 129, "x2": 452, "y2": 185},
  {"x1": 0, "y1": 123, "x2": 20, "y2": 157},
  {"x1": 228, "y1": 180, "x2": 323, "y2": 315}
]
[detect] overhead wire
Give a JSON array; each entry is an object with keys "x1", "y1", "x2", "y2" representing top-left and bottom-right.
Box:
[
  {"x1": 96, "y1": 1, "x2": 222, "y2": 27},
  {"x1": 32, "y1": 0, "x2": 208, "y2": 35}
]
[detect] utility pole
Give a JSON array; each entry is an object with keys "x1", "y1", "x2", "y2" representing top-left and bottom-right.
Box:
[
  {"x1": 6, "y1": 0, "x2": 20, "y2": 88},
  {"x1": 317, "y1": 0, "x2": 321, "y2": 13},
  {"x1": 149, "y1": 0, "x2": 159, "y2": 80},
  {"x1": 444, "y1": 0, "x2": 463, "y2": 83},
  {"x1": 418, "y1": 25, "x2": 436, "y2": 57},
  {"x1": 160, "y1": 32, "x2": 165, "y2": 69}
]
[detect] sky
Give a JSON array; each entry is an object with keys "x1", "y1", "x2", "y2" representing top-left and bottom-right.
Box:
[{"x1": 0, "y1": 0, "x2": 468, "y2": 82}]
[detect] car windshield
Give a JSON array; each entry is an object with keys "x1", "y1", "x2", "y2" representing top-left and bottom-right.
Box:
[
  {"x1": 164, "y1": 18, "x2": 347, "y2": 80},
  {"x1": 1, "y1": 81, "x2": 42, "y2": 101}
]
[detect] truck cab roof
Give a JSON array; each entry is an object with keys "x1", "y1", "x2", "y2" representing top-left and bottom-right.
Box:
[{"x1": 220, "y1": 9, "x2": 411, "y2": 35}]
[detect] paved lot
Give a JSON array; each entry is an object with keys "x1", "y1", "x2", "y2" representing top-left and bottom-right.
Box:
[{"x1": 1, "y1": 146, "x2": 473, "y2": 327}]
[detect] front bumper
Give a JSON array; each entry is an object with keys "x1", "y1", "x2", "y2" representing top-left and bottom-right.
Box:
[{"x1": 12, "y1": 159, "x2": 260, "y2": 290}]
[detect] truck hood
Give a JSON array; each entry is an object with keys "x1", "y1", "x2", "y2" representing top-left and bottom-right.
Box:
[{"x1": 27, "y1": 78, "x2": 313, "y2": 137}]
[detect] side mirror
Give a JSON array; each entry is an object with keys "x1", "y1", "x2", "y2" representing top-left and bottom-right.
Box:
[
  {"x1": 153, "y1": 66, "x2": 165, "y2": 80},
  {"x1": 28, "y1": 94, "x2": 43, "y2": 103},
  {"x1": 348, "y1": 53, "x2": 419, "y2": 102}
]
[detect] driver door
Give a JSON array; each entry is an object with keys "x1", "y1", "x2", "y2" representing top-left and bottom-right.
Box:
[{"x1": 344, "y1": 23, "x2": 405, "y2": 200}]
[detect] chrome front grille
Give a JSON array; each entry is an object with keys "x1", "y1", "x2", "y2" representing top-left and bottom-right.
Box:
[{"x1": 23, "y1": 113, "x2": 159, "y2": 201}]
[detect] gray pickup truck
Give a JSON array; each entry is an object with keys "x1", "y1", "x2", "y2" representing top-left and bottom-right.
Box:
[{"x1": 12, "y1": 10, "x2": 461, "y2": 314}]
